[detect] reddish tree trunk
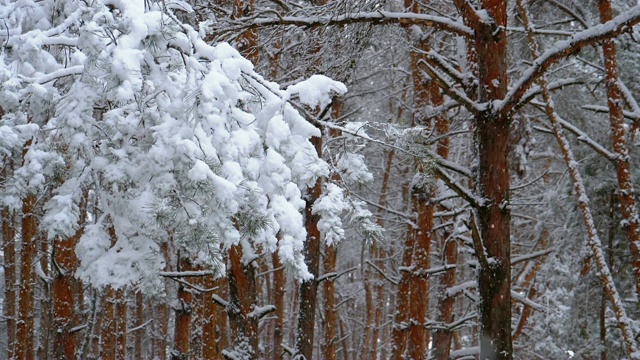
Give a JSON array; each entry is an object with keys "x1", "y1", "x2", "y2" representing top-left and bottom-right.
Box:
[
  {"x1": 226, "y1": 244, "x2": 258, "y2": 358},
  {"x1": 2, "y1": 205, "x2": 16, "y2": 360},
  {"x1": 322, "y1": 244, "x2": 338, "y2": 360},
  {"x1": 115, "y1": 288, "x2": 127, "y2": 360},
  {"x1": 272, "y1": 251, "x2": 285, "y2": 360},
  {"x1": 202, "y1": 275, "x2": 221, "y2": 359},
  {"x1": 431, "y1": 89, "x2": 456, "y2": 360},
  {"x1": 296, "y1": 135, "x2": 323, "y2": 360},
  {"x1": 134, "y1": 290, "x2": 144, "y2": 358},
  {"x1": 473, "y1": 1, "x2": 512, "y2": 359},
  {"x1": 16, "y1": 192, "x2": 37, "y2": 360},
  {"x1": 173, "y1": 257, "x2": 193, "y2": 359},
  {"x1": 52, "y1": 195, "x2": 86, "y2": 360},
  {"x1": 101, "y1": 287, "x2": 117, "y2": 360},
  {"x1": 598, "y1": 0, "x2": 640, "y2": 298}
]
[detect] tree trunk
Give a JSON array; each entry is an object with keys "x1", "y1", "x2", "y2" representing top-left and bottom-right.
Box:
[
  {"x1": 156, "y1": 241, "x2": 171, "y2": 360},
  {"x1": 115, "y1": 287, "x2": 127, "y2": 360},
  {"x1": 390, "y1": 218, "x2": 414, "y2": 359},
  {"x1": 598, "y1": 0, "x2": 640, "y2": 298},
  {"x1": 226, "y1": 244, "x2": 258, "y2": 358},
  {"x1": 16, "y1": 192, "x2": 37, "y2": 360},
  {"x1": 471, "y1": 1, "x2": 512, "y2": 359},
  {"x1": 134, "y1": 290, "x2": 144, "y2": 358},
  {"x1": 322, "y1": 243, "x2": 338, "y2": 360},
  {"x1": 272, "y1": 251, "x2": 285, "y2": 360},
  {"x1": 101, "y1": 287, "x2": 117, "y2": 360},
  {"x1": 430, "y1": 97, "x2": 456, "y2": 360},
  {"x1": 296, "y1": 135, "x2": 323, "y2": 360},
  {"x1": 173, "y1": 257, "x2": 193, "y2": 359},
  {"x1": 2, "y1": 205, "x2": 16, "y2": 360},
  {"x1": 52, "y1": 195, "x2": 86, "y2": 360},
  {"x1": 517, "y1": 1, "x2": 639, "y2": 355},
  {"x1": 202, "y1": 275, "x2": 222, "y2": 359},
  {"x1": 38, "y1": 234, "x2": 52, "y2": 360}
]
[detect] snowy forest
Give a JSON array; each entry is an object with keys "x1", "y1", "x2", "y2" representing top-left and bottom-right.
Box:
[{"x1": 2, "y1": 0, "x2": 640, "y2": 359}]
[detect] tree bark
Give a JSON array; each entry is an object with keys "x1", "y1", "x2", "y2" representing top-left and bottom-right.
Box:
[
  {"x1": 468, "y1": 1, "x2": 513, "y2": 359},
  {"x1": 38, "y1": 233, "x2": 52, "y2": 360},
  {"x1": 598, "y1": 0, "x2": 640, "y2": 298},
  {"x1": 173, "y1": 256, "x2": 193, "y2": 359},
  {"x1": 52, "y1": 194, "x2": 86, "y2": 360},
  {"x1": 226, "y1": 244, "x2": 259, "y2": 358},
  {"x1": 322, "y1": 243, "x2": 338, "y2": 360},
  {"x1": 134, "y1": 290, "x2": 144, "y2": 359},
  {"x1": 115, "y1": 287, "x2": 127, "y2": 360},
  {"x1": 202, "y1": 275, "x2": 222, "y2": 359},
  {"x1": 272, "y1": 250, "x2": 285, "y2": 360},
  {"x1": 430, "y1": 93, "x2": 456, "y2": 360},
  {"x1": 101, "y1": 287, "x2": 117, "y2": 360},
  {"x1": 16, "y1": 192, "x2": 37, "y2": 360},
  {"x1": 2, "y1": 205, "x2": 16, "y2": 360},
  {"x1": 517, "y1": 1, "x2": 639, "y2": 355},
  {"x1": 296, "y1": 134, "x2": 323, "y2": 360}
]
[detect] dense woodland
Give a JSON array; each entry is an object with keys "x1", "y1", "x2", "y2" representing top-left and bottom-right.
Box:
[{"x1": 1, "y1": 0, "x2": 640, "y2": 359}]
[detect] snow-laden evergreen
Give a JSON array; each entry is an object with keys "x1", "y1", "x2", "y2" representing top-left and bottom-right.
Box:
[{"x1": 0, "y1": 0, "x2": 347, "y2": 290}]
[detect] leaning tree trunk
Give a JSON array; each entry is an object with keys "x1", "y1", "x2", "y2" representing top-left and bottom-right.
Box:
[
  {"x1": 517, "y1": 0, "x2": 639, "y2": 355},
  {"x1": 598, "y1": 0, "x2": 640, "y2": 298},
  {"x1": 2, "y1": 205, "x2": 17, "y2": 360}
]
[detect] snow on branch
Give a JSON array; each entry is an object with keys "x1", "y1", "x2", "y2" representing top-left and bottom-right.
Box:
[
  {"x1": 417, "y1": 59, "x2": 486, "y2": 114},
  {"x1": 434, "y1": 166, "x2": 484, "y2": 209},
  {"x1": 583, "y1": 104, "x2": 640, "y2": 122},
  {"x1": 230, "y1": 11, "x2": 473, "y2": 37},
  {"x1": 499, "y1": 5, "x2": 640, "y2": 115}
]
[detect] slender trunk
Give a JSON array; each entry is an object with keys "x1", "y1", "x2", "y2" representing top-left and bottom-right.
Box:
[
  {"x1": 431, "y1": 96, "x2": 456, "y2": 360},
  {"x1": 38, "y1": 234, "x2": 52, "y2": 360},
  {"x1": 226, "y1": 244, "x2": 258, "y2": 358},
  {"x1": 173, "y1": 256, "x2": 193, "y2": 359},
  {"x1": 430, "y1": 232, "x2": 457, "y2": 360},
  {"x1": 601, "y1": 190, "x2": 616, "y2": 360},
  {"x1": 339, "y1": 317, "x2": 351, "y2": 360},
  {"x1": 190, "y1": 268, "x2": 204, "y2": 359},
  {"x1": 407, "y1": 192, "x2": 433, "y2": 360},
  {"x1": 272, "y1": 251, "x2": 285, "y2": 360},
  {"x1": 390, "y1": 222, "x2": 414, "y2": 360},
  {"x1": 16, "y1": 192, "x2": 37, "y2": 360},
  {"x1": 322, "y1": 243, "x2": 338, "y2": 360},
  {"x1": 2, "y1": 206, "x2": 16, "y2": 360},
  {"x1": 101, "y1": 287, "x2": 117, "y2": 360},
  {"x1": 115, "y1": 288, "x2": 127, "y2": 360},
  {"x1": 598, "y1": 0, "x2": 640, "y2": 298},
  {"x1": 156, "y1": 241, "x2": 170, "y2": 360},
  {"x1": 518, "y1": 1, "x2": 639, "y2": 355},
  {"x1": 134, "y1": 290, "x2": 144, "y2": 358},
  {"x1": 296, "y1": 134, "x2": 323, "y2": 360},
  {"x1": 81, "y1": 288, "x2": 100, "y2": 359},
  {"x1": 512, "y1": 230, "x2": 548, "y2": 342},
  {"x1": 359, "y1": 244, "x2": 374, "y2": 360}
]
